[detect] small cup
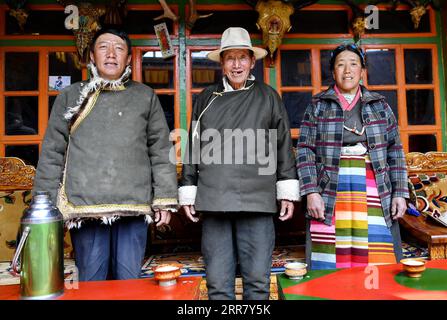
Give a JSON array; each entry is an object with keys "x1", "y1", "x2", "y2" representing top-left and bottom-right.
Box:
[
  {"x1": 401, "y1": 258, "x2": 426, "y2": 278},
  {"x1": 153, "y1": 264, "x2": 182, "y2": 286},
  {"x1": 284, "y1": 262, "x2": 308, "y2": 280}
]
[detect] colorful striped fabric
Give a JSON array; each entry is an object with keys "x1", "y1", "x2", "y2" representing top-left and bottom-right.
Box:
[{"x1": 310, "y1": 154, "x2": 396, "y2": 270}]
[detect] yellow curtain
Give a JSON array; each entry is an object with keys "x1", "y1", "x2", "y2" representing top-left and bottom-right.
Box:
[
  {"x1": 144, "y1": 69, "x2": 169, "y2": 84},
  {"x1": 193, "y1": 69, "x2": 215, "y2": 84}
]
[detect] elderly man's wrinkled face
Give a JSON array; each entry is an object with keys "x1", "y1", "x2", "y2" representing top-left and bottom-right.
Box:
[
  {"x1": 90, "y1": 33, "x2": 131, "y2": 80},
  {"x1": 332, "y1": 50, "x2": 365, "y2": 95},
  {"x1": 221, "y1": 49, "x2": 256, "y2": 90}
]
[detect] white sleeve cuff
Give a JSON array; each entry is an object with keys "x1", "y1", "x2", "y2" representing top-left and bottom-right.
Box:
[
  {"x1": 178, "y1": 186, "x2": 197, "y2": 205},
  {"x1": 276, "y1": 179, "x2": 301, "y2": 201}
]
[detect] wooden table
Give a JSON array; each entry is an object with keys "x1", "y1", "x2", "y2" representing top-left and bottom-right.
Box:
[
  {"x1": 400, "y1": 214, "x2": 447, "y2": 259},
  {"x1": 277, "y1": 260, "x2": 447, "y2": 300},
  {"x1": 0, "y1": 276, "x2": 202, "y2": 300}
]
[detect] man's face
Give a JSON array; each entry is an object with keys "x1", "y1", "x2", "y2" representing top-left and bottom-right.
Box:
[
  {"x1": 90, "y1": 33, "x2": 131, "y2": 81},
  {"x1": 221, "y1": 49, "x2": 256, "y2": 90}
]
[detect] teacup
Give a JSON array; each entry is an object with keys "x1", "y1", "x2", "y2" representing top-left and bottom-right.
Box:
[
  {"x1": 153, "y1": 264, "x2": 182, "y2": 286},
  {"x1": 284, "y1": 262, "x2": 307, "y2": 280},
  {"x1": 401, "y1": 258, "x2": 426, "y2": 278}
]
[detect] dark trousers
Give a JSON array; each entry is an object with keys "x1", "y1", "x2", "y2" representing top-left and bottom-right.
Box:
[
  {"x1": 70, "y1": 215, "x2": 148, "y2": 281},
  {"x1": 201, "y1": 213, "x2": 275, "y2": 300}
]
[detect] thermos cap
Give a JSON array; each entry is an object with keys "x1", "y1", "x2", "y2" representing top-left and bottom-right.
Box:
[
  {"x1": 34, "y1": 191, "x2": 50, "y2": 196},
  {"x1": 22, "y1": 191, "x2": 63, "y2": 223}
]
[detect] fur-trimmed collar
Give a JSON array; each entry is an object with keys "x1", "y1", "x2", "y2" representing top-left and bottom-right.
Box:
[{"x1": 64, "y1": 63, "x2": 132, "y2": 122}]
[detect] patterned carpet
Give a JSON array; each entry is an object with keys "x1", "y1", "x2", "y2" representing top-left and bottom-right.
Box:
[
  {"x1": 141, "y1": 245, "x2": 305, "y2": 279},
  {"x1": 198, "y1": 275, "x2": 279, "y2": 300}
]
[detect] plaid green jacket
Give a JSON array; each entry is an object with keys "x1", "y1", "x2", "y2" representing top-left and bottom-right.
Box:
[{"x1": 296, "y1": 85, "x2": 409, "y2": 228}]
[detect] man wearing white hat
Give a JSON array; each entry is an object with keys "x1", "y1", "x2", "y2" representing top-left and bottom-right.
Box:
[{"x1": 179, "y1": 27, "x2": 300, "y2": 300}]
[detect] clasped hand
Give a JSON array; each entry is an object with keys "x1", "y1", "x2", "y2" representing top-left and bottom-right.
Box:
[{"x1": 153, "y1": 209, "x2": 171, "y2": 227}]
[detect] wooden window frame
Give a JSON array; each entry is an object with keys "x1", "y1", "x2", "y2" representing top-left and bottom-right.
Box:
[
  {"x1": 0, "y1": 1, "x2": 182, "y2": 161},
  {"x1": 363, "y1": 44, "x2": 442, "y2": 152},
  {"x1": 133, "y1": 46, "x2": 180, "y2": 129},
  {"x1": 0, "y1": 46, "x2": 83, "y2": 158},
  {"x1": 133, "y1": 46, "x2": 181, "y2": 161}
]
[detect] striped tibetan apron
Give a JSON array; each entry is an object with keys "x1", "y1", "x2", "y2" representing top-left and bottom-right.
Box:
[{"x1": 310, "y1": 152, "x2": 397, "y2": 270}]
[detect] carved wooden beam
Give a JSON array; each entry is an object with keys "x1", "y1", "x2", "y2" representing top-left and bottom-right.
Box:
[
  {"x1": 0, "y1": 157, "x2": 35, "y2": 191},
  {"x1": 406, "y1": 152, "x2": 447, "y2": 173}
]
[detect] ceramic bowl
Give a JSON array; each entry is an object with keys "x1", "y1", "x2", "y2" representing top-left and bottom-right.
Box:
[
  {"x1": 284, "y1": 262, "x2": 308, "y2": 280},
  {"x1": 401, "y1": 258, "x2": 426, "y2": 278},
  {"x1": 153, "y1": 264, "x2": 182, "y2": 286}
]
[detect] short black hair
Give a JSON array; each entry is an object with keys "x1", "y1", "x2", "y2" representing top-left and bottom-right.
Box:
[
  {"x1": 90, "y1": 28, "x2": 132, "y2": 55},
  {"x1": 329, "y1": 43, "x2": 366, "y2": 70}
]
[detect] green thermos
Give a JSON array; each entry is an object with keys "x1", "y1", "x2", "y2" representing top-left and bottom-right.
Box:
[{"x1": 11, "y1": 191, "x2": 64, "y2": 299}]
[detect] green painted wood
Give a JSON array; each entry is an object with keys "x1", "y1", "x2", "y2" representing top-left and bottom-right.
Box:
[
  {"x1": 269, "y1": 66, "x2": 277, "y2": 90},
  {"x1": 133, "y1": 39, "x2": 170, "y2": 46},
  {"x1": 2, "y1": 37, "x2": 438, "y2": 47},
  {"x1": 282, "y1": 38, "x2": 440, "y2": 45},
  {"x1": 178, "y1": 0, "x2": 189, "y2": 156},
  {"x1": 394, "y1": 269, "x2": 447, "y2": 291},
  {"x1": 276, "y1": 269, "x2": 339, "y2": 290},
  {"x1": 283, "y1": 293, "x2": 329, "y2": 300},
  {"x1": 277, "y1": 271, "x2": 338, "y2": 300},
  {"x1": 0, "y1": 40, "x2": 75, "y2": 46}
]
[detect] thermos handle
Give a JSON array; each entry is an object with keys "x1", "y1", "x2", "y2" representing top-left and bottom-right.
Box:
[{"x1": 11, "y1": 226, "x2": 31, "y2": 275}]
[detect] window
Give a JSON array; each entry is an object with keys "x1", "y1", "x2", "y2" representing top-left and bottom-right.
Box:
[
  {"x1": 277, "y1": 47, "x2": 321, "y2": 138},
  {"x1": 365, "y1": 45, "x2": 441, "y2": 152},
  {"x1": 132, "y1": 47, "x2": 179, "y2": 158},
  {"x1": 0, "y1": 48, "x2": 83, "y2": 166}
]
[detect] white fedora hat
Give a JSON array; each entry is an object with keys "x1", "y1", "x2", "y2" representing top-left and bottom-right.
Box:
[{"x1": 207, "y1": 27, "x2": 267, "y2": 62}]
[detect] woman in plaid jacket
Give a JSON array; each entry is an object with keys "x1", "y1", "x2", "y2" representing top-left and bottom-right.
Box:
[{"x1": 296, "y1": 43, "x2": 409, "y2": 270}]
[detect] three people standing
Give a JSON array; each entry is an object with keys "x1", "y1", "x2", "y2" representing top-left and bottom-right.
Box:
[{"x1": 35, "y1": 25, "x2": 408, "y2": 299}]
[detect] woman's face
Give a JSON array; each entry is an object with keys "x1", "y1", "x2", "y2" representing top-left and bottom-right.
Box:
[{"x1": 332, "y1": 50, "x2": 365, "y2": 94}]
